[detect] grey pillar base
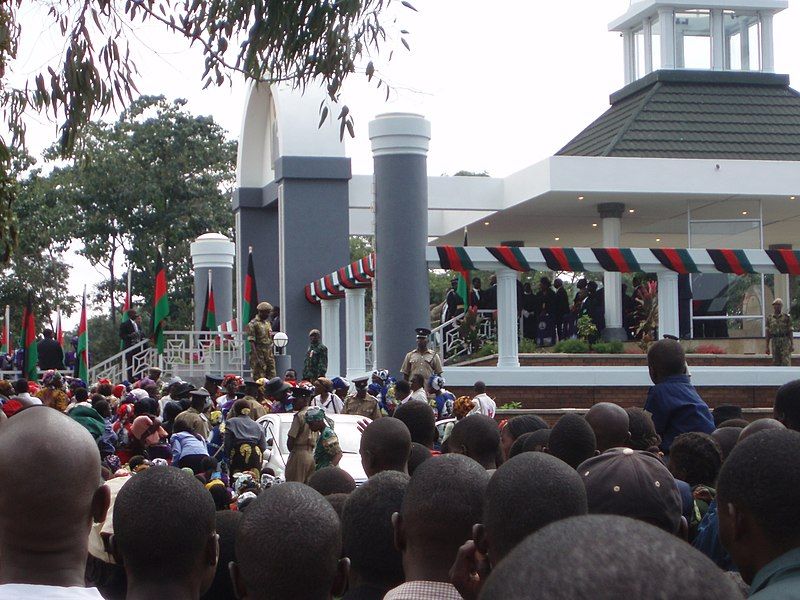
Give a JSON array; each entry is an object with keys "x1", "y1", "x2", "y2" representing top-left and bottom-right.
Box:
[
  {"x1": 275, "y1": 354, "x2": 292, "y2": 378},
  {"x1": 601, "y1": 327, "x2": 628, "y2": 342}
]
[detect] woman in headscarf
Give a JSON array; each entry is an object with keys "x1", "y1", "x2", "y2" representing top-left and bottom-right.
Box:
[
  {"x1": 130, "y1": 415, "x2": 171, "y2": 462},
  {"x1": 285, "y1": 381, "x2": 317, "y2": 483},
  {"x1": 37, "y1": 370, "x2": 69, "y2": 412},
  {"x1": 224, "y1": 399, "x2": 267, "y2": 476},
  {"x1": 311, "y1": 377, "x2": 343, "y2": 414},
  {"x1": 219, "y1": 374, "x2": 244, "y2": 413},
  {"x1": 304, "y1": 407, "x2": 342, "y2": 471},
  {"x1": 429, "y1": 375, "x2": 455, "y2": 419},
  {"x1": 441, "y1": 395, "x2": 476, "y2": 444}
]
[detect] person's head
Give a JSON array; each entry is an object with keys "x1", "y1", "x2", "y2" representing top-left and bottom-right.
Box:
[
  {"x1": 394, "y1": 455, "x2": 490, "y2": 574},
  {"x1": 43, "y1": 328, "x2": 54, "y2": 339},
  {"x1": 625, "y1": 407, "x2": 661, "y2": 453},
  {"x1": 500, "y1": 415, "x2": 548, "y2": 460},
  {"x1": 113, "y1": 467, "x2": 217, "y2": 594},
  {"x1": 394, "y1": 379, "x2": 411, "y2": 400},
  {"x1": 713, "y1": 405, "x2": 743, "y2": 428},
  {"x1": 284, "y1": 368, "x2": 297, "y2": 381},
  {"x1": 303, "y1": 406, "x2": 330, "y2": 433},
  {"x1": 128, "y1": 308, "x2": 138, "y2": 320},
  {"x1": 718, "y1": 429, "x2": 800, "y2": 584},
  {"x1": 360, "y1": 417, "x2": 412, "y2": 478},
  {"x1": 472, "y1": 277, "x2": 482, "y2": 290},
  {"x1": 190, "y1": 389, "x2": 210, "y2": 412},
  {"x1": 739, "y1": 417, "x2": 786, "y2": 441},
  {"x1": 579, "y1": 448, "x2": 683, "y2": 535},
  {"x1": 163, "y1": 400, "x2": 183, "y2": 424},
  {"x1": 232, "y1": 483, "x2": 347, "y2": 600},
  {"x1": 667, "y1": 432, "x2": 722, "y2": 487},
  {"x1": 415, "y1": 328, "x2": 430, "y2": 351},
  {"x1": 539, "y1": 276, "x2": 551, "y2": 291},
  {"x1": 447, "y1": 415, "x2": 501, "y2": 470},
  {"x1": 482, "y1": 452, "x2": 587, "y2": 565},
  {"x1": 719, "y1": 418, "x2": 749, "y2": 428},
  {"x1": 647, "y1": 339, "x2": 686, "y2": 384},
  {"x1": 201, "y1": 511, "x2": 242, "y2": 600},
  {"x1": 309, "y1": 329, "x2": 321, "y2": 345},
  {"x1": 307, "y1": 466, "x2": 356, "y2": 496},
  {"x1": 489, "y1": 274, "x2": 497, "y2": 286},
  {"x1": 231, "y1": 399, "x2": 254, "y2": 419},
  {"x1": 353, "y1": 376, "x2": 369, "y2": 397},
  {"x1": 509, "y1": 429, "x2": 551, "y2": 457},
  {"x1": 586, "y1": 281, "x2": 598, "y2": 294},
  {"x1": 452, "y1": 395, "x2": 474, "y2": 420},
  {"x1": 0, "y1": 408, "x2": 110, "y2": 585},
  {"x1": 93, "y1": 398, "x2": 111, "y2": 419},
  {"x1": 548, "y1": 413, "x2": 597, "y2": 469},
  {"x1": 12, "y1": 378, "x2": 28, "y2": 395},
  {"x1": 479, "y1": 515, "x2": 743, "y2": 600},
  {"x1": 450, "y1": 277, "x2": 459, "y2": 290},
  {"x1": 711, "y1": 427, "x2": 743, "y2": 462},
  {"x1": 201, "y1": 456, "x2": 219, "y2": 479},
  {"x1": 473, "y1": 380, "x2": 486, "y2": 394},
  {"x1": 256, "y1": 302, "x2": 272, "y2": 320},
  {"x1": 584, "y1": 402, "x2": 630, "y2": 452},
  {"x1": 522, "y1": 282, "x2": 533, "y2": 295},
  {"x1": 408, "y1": 442, "x2": 432, "y2": 475},
  {"x1": 270, "y1": 305, "x2": 280, "y2": 317},
  {"x1": 772, "y1": 297, "x2": 784, "y2": 315},
  {"x1": 554, "y1": 278, "x2": 563, "y2": 289},
  {"x1": 409, "y1": 373, "x2": 424, "y2": 391},
  {"x1": 342, "y1": 471, "x2": 408, "y2": 590},
  {"x1": 74, "y1": 387, "x2": 89, "y2": 403},
  {"x1": 774, "y1": 379, "x2": 800, "y2": 431},
  {"x1": 315, "y1": 377, "x2": 333, "y2": 396},
  {"x1": 393, "y1": 400, "x2": 436, "y2": 448}
]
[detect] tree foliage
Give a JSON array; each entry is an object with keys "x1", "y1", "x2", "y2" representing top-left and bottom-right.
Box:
[
  {"x1": 0, "y1": 0, "x2": 413, "y2": 262},
  {"x1": 49, "y1": 95, "x2": 237, "y2": 331}
]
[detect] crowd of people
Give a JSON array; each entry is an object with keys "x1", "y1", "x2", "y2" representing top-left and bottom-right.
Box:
[{"x1": 0, "y1": 336, "x2": 798, "y2": 599}]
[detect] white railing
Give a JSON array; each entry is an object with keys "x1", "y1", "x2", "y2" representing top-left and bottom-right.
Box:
[
  {"x1": 89, "y1": 331, "x2": 248, "y2": 383},
  {"x1": 431, "y1": 310, "x2": 497, "y2": 365}
]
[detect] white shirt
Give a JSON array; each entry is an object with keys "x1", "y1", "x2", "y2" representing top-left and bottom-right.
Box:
[
  {"x1": 0, "y1": 584, "x2": 104, "y2": 599},
  {"x1": 470, "y1": 393, "x2": 496, "y2": 418},
  {"x1": 13, "y1": 392, "x2": 40, "y2": 405},
  {"x1": 312, "y1": 393, "x2": 343, "y2": 414},
  {"x1": 410, "y1": 388, "x2": 429, "y2": 404}
]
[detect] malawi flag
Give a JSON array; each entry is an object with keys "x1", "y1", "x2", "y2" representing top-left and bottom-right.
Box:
[
  {"x1": 243, "y1": 247, "x2": 258, "y2": 324},
  {"x1": 55, "y1": 310, "x2": 63, "y2": 346},
  {"x1": 152, "y1": 251, "x2": 169, "y2": 355},
  {"x1": 456, "y1": 227, "x2": 471, "y2": 307},
  {"x1": 77, "y1": 289, "x2": 89, "y2": 382},
  {"x1": 20, "y1": 292, "x2": 38, "y2": 381},
  {"x1": 120, "y1": 271, "x2": 131, "y2": 350},
  {"x1": 1, "y1": 306, "x2": 9, "y2": 355},
  {"x1": 201, "y1": 277, "x2": 217, "y2": 331}
]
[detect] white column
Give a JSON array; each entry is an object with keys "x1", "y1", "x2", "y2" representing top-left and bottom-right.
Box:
[
  {"x1": 345, "y1": 288, "x2": 367, "y2": 379},
  {"x1": 657, "y1": 271, "x2": 679, "y2": 339},
  {"x1": 760, "y1": 12, "x2": 775, "y2": 73},
  {"x1": 598, "y1": 203, "x2": 627, "y2": 342},
  {"x1": 623, "y1": 30, "x2": 635, "y2": 84},
  {"x1": 711, "y1": 9, "x2": 725, "y2": 71},
  {"x1": 741, "y1": 21, "x2": 751, "y2": 71},
  {"x1": 643, "y1": 18, "x2": 653, "y2": 75},
  {"x1": 320, "y1": 299, "x2": 341, "y2": 378},
  {"x1": 659, "y1": 8, "x2": 676, "y2": 69},
  {"x1": 496, "y1": 267, "x2": 520, "y2": 368}
]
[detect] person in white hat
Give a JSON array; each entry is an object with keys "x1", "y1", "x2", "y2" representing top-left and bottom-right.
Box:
[{"x1": 766, "y1": 298, "x2": 794, "y2": 366}]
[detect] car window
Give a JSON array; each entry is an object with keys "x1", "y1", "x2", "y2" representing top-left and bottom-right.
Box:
[{"x1": 333, "y1": 422, "x2": 361, "y2": 454}]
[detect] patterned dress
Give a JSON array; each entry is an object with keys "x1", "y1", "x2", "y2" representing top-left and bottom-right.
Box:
[
  {"x1": 313, "y1": 425, "x2": 341, "y2": 471},
  {"x1": 768, "y1": 313, "x2": 794, "y2": 366}
]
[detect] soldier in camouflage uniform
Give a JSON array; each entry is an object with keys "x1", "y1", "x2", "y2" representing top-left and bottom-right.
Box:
[
  {"x1": 766, "y1": 298, "x2": 794, "y2": 367},
  {"x1": 247, "y1": 302, "x2": 276, "y2": 380},
  {"x1": 302, "y1": 329, "x2": 328, "y2": 381}
]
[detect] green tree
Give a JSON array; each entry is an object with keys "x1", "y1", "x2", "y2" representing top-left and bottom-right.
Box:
[
  {"x1": 52, "y1": 95, "x2": 237, "y2": 330},
  {"x1": 0, "y1": 0, "x2": 414, "y2": 261}
]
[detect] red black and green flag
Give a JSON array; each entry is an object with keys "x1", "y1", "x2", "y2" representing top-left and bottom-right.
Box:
[
  {"x1": 707, "y1": 249, "x2": 756, "y2": 275},
  {"x1": 201, "y1": 276, "x2": 217, "y2": 332},
  {"x1": 592, "y1": 248, "x2": 642, "y2": 273},
  {"x1": 766, "y1": 249, "x2": 800, "y2": 275},
  {"x1": 243, "y1": 247, "x2": 258, "y2": 325},
  {"x1": 2, "y1": 305, "x2": 10, "y2": 355},
  {"x1": 152, "y1": 251, "x2": 169, "y2": 355},
  {"x1": 540, "y1": 247, "x2": 585, "y2": 272},
  {"x1": 20, "y1": 292, "x2": 37, "y2": 381},
  {"x1": 77, "y1": 288, "x2": 89, "y2": 382},
  {"x1": 487, "y1": 246, "x2": 531, "y2": 272},
  {"x1": 651, "y1": 248, "x2": 699, "y2": 274}
]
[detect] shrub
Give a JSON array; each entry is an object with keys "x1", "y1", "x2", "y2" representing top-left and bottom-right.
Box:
[
  {"x1": 519, "y1": 339, "x2": 540, "y2": 353},
  {"x1": 592, "y1": 341, "x2": 625, "y2": 354},
  {"x1": 553, "y1": 339, "x2": 591, "y2": 353},
  {"x1": 476, "y1": 342, "x2": 498, "y2": 357},
  {"x1": 499, "y1": 401, "x2": 522, "y2": 410}
]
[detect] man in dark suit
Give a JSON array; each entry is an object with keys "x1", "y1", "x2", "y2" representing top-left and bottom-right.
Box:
[
  {"x1": 119, "y1": 308, "x2": 142, "y2": 381},
  {"x1": 470, "y1": 277, "x2": 484, "y2": 309},
  {"x1": 37, "y1": 329, "x2": 64, "y2": 371}
]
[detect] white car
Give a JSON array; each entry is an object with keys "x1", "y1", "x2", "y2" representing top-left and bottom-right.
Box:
[{"x1": 256, "y1": 412, "x2": 370, "y2": 485}]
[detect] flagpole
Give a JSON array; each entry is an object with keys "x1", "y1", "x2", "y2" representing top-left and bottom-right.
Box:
[
  {"x1": 3, "y1": 305, "x2": 9, "y2": 355},
  {"x1": 83, "y1": 286, "x2": 89, "y2": 380}
]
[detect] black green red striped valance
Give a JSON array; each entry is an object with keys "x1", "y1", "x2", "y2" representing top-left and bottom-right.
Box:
[
  {"x1": 766, "y1": 249, "x2": 800, "y2": 275},
  {"x1": 592, "y1": 248, "x2": 641, "y2": 273},
  {"x1": 487, "y1": 246, "x2": 530, "y2": 272},
  {"x1": 437, "y1": 246, "x2": 476, "y2": 272},
  {"x1": 707, "y1": 249, "x2": 757, "y2": 275},
  {"x1": 651, "y1": 248, "x2": 699, "y2": 274}
]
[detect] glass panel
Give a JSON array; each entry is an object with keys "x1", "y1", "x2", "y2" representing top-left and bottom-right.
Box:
[
  {"x1": 688, "y1": 198, "x2": 762, "y2": 223},
  {"x1": 689, "y1": 220, "x2": 761, "y2": 249},
  {"x1": 634, "y1": 28, "x2": 646, "y2": 78},
  {"x1": 675, "y1": 10, "x2": 711, "y2": 69},
  {"x1": 691, "y1": 274, "x2": 764, "y2": 338},
  {"x1": 724, "y1": 11, "x2": 761, "y2": 71},
  {"x1": 651, "y1": 15, "x2": 661, "y2": 70}
]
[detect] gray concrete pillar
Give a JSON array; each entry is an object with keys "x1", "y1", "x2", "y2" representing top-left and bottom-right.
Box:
[
  {"x1": 597, "y1": 202, "x2": 628, "y2": 342},
  {"x1": 190, "y1": 233, "x2": 235, "y2": 329},
  {"x1": 370, "y1": 113, "x2": 432, "y2": 375}
]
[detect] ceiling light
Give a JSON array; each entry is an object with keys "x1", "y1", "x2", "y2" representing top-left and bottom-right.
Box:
[
  {"x1": 484, "y1": 221, "x2": 490, "y2": 226},
  {"x1": 554, "y1": 237, "x2": 560, "y2": 241},
  {"x1": 656, "y1": 238, "x2": 661, "y2": 242},
  {"x1": 628, "y1": 209, "x2": 635, "y2": 213},
  {"x1": 577, "y1": 195, "x2": 585, "y2": 201},
  {"x1": 592, "y1": 223, "x2": 598, "y2": 227},
  {"x1": 742, "y1": 211, "x2": 748, "y2": 215},
  {"x1": 791, "y1": 196, "x2": 796, "y2": 200}
]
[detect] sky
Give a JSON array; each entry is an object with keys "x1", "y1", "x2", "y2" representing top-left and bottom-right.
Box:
[{"x1": 11, "y1": 0, "x2": 800, "y2": 328}]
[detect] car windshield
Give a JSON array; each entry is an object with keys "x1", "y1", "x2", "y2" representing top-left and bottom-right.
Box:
[{"x1": 264, "y1": 416, "x2": 363, "y2": 455}]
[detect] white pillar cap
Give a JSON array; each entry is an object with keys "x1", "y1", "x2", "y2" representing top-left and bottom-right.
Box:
[
  {"x1": 369, "y1": 113, "x2": 431, "y2": 157},
  {"x1": 190, "y1": 232, "x2": 235, "y2": 269}
]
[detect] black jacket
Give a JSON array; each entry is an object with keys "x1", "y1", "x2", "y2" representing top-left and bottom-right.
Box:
[
  {"x1": 119, "y1": 319, "x2": 141, "y2": 348},
  {"x1": 37, "y1": 338, "x2": 64, "y2": 370}
]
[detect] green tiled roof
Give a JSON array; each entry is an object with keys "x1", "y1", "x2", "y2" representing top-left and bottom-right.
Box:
[{"x1": 557, "y1": 70, "x2": 800, "y2": 160}]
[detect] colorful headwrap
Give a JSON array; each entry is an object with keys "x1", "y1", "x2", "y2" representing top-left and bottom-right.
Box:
[
  {"x1": 372, "y1": 369, "x2": 390, "y2": 382},
  {"x1": 237, "y1": 491, "x2": 258, "y2": 509},
  {"x1": 368, "y1": 383, "x2": 383, "y2": 397},
  {"x1": 42, "y1": 370, "x2": 62, "y2": 387},
  {"x1": 429, "y1": 375, "x2": 446, "y2": 391},
  {"x1": 98, "y1": 378, "x2": 112, "y2": 386},
  {"x1": 260, "y1": 473, "x2": 283, "y2": 489},
  {"x1": 0, "y1": 380, "x2": 13, "y2": 397},
  {"x1": 112, "y1": 385, "x2": 126, "y2": 399},
  {"x1": 453, "y1": 396, "x2": 475, "y2": 419},
  {"x1": 233, "y1": 472, "x2": 259, "y2": 495},
  {"x1": 2, "y1": 399, "x2": 23, "y2": 418},
  {"x1": 181, "y1": 467, "x2": 196, "y2": 476},
  {"x1": 68, "y1": 378, "x2": 87, "y2": 390},
  {"x1": 151, "y1": 458, "x2": 168, "y2": 467},
  {"x1": 331, "y1": 377, "x2": 350, "y2": 391},
  {"x1": 135, "y1": 377, "x2": 155, "y2": 390},
  {"x1": 222, "y1": 374, "x2": 244, "y2": 388},
  {"x1": 27, "y1": 381, "x2": 39, "y2": 395},
  {"x1": 209, "y1": 410, "x2": 223, "y2": 426},
  {"x1": 304, "y1": 407, "x2": 334, "y2": 429},
  {"x1": 293, "y1": 380, "x2": 316, "y2": 396},
  {"x1": 205, "y1": 478, "x2": 226, "y2": 491},
  {"x1": 103, "y1": 455, "x2": 122, "y2": 473}
]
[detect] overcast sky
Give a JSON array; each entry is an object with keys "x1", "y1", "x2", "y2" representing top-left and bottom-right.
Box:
[{"x1": 12, "y1": 0, "x2": 800, "y2": 327}]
